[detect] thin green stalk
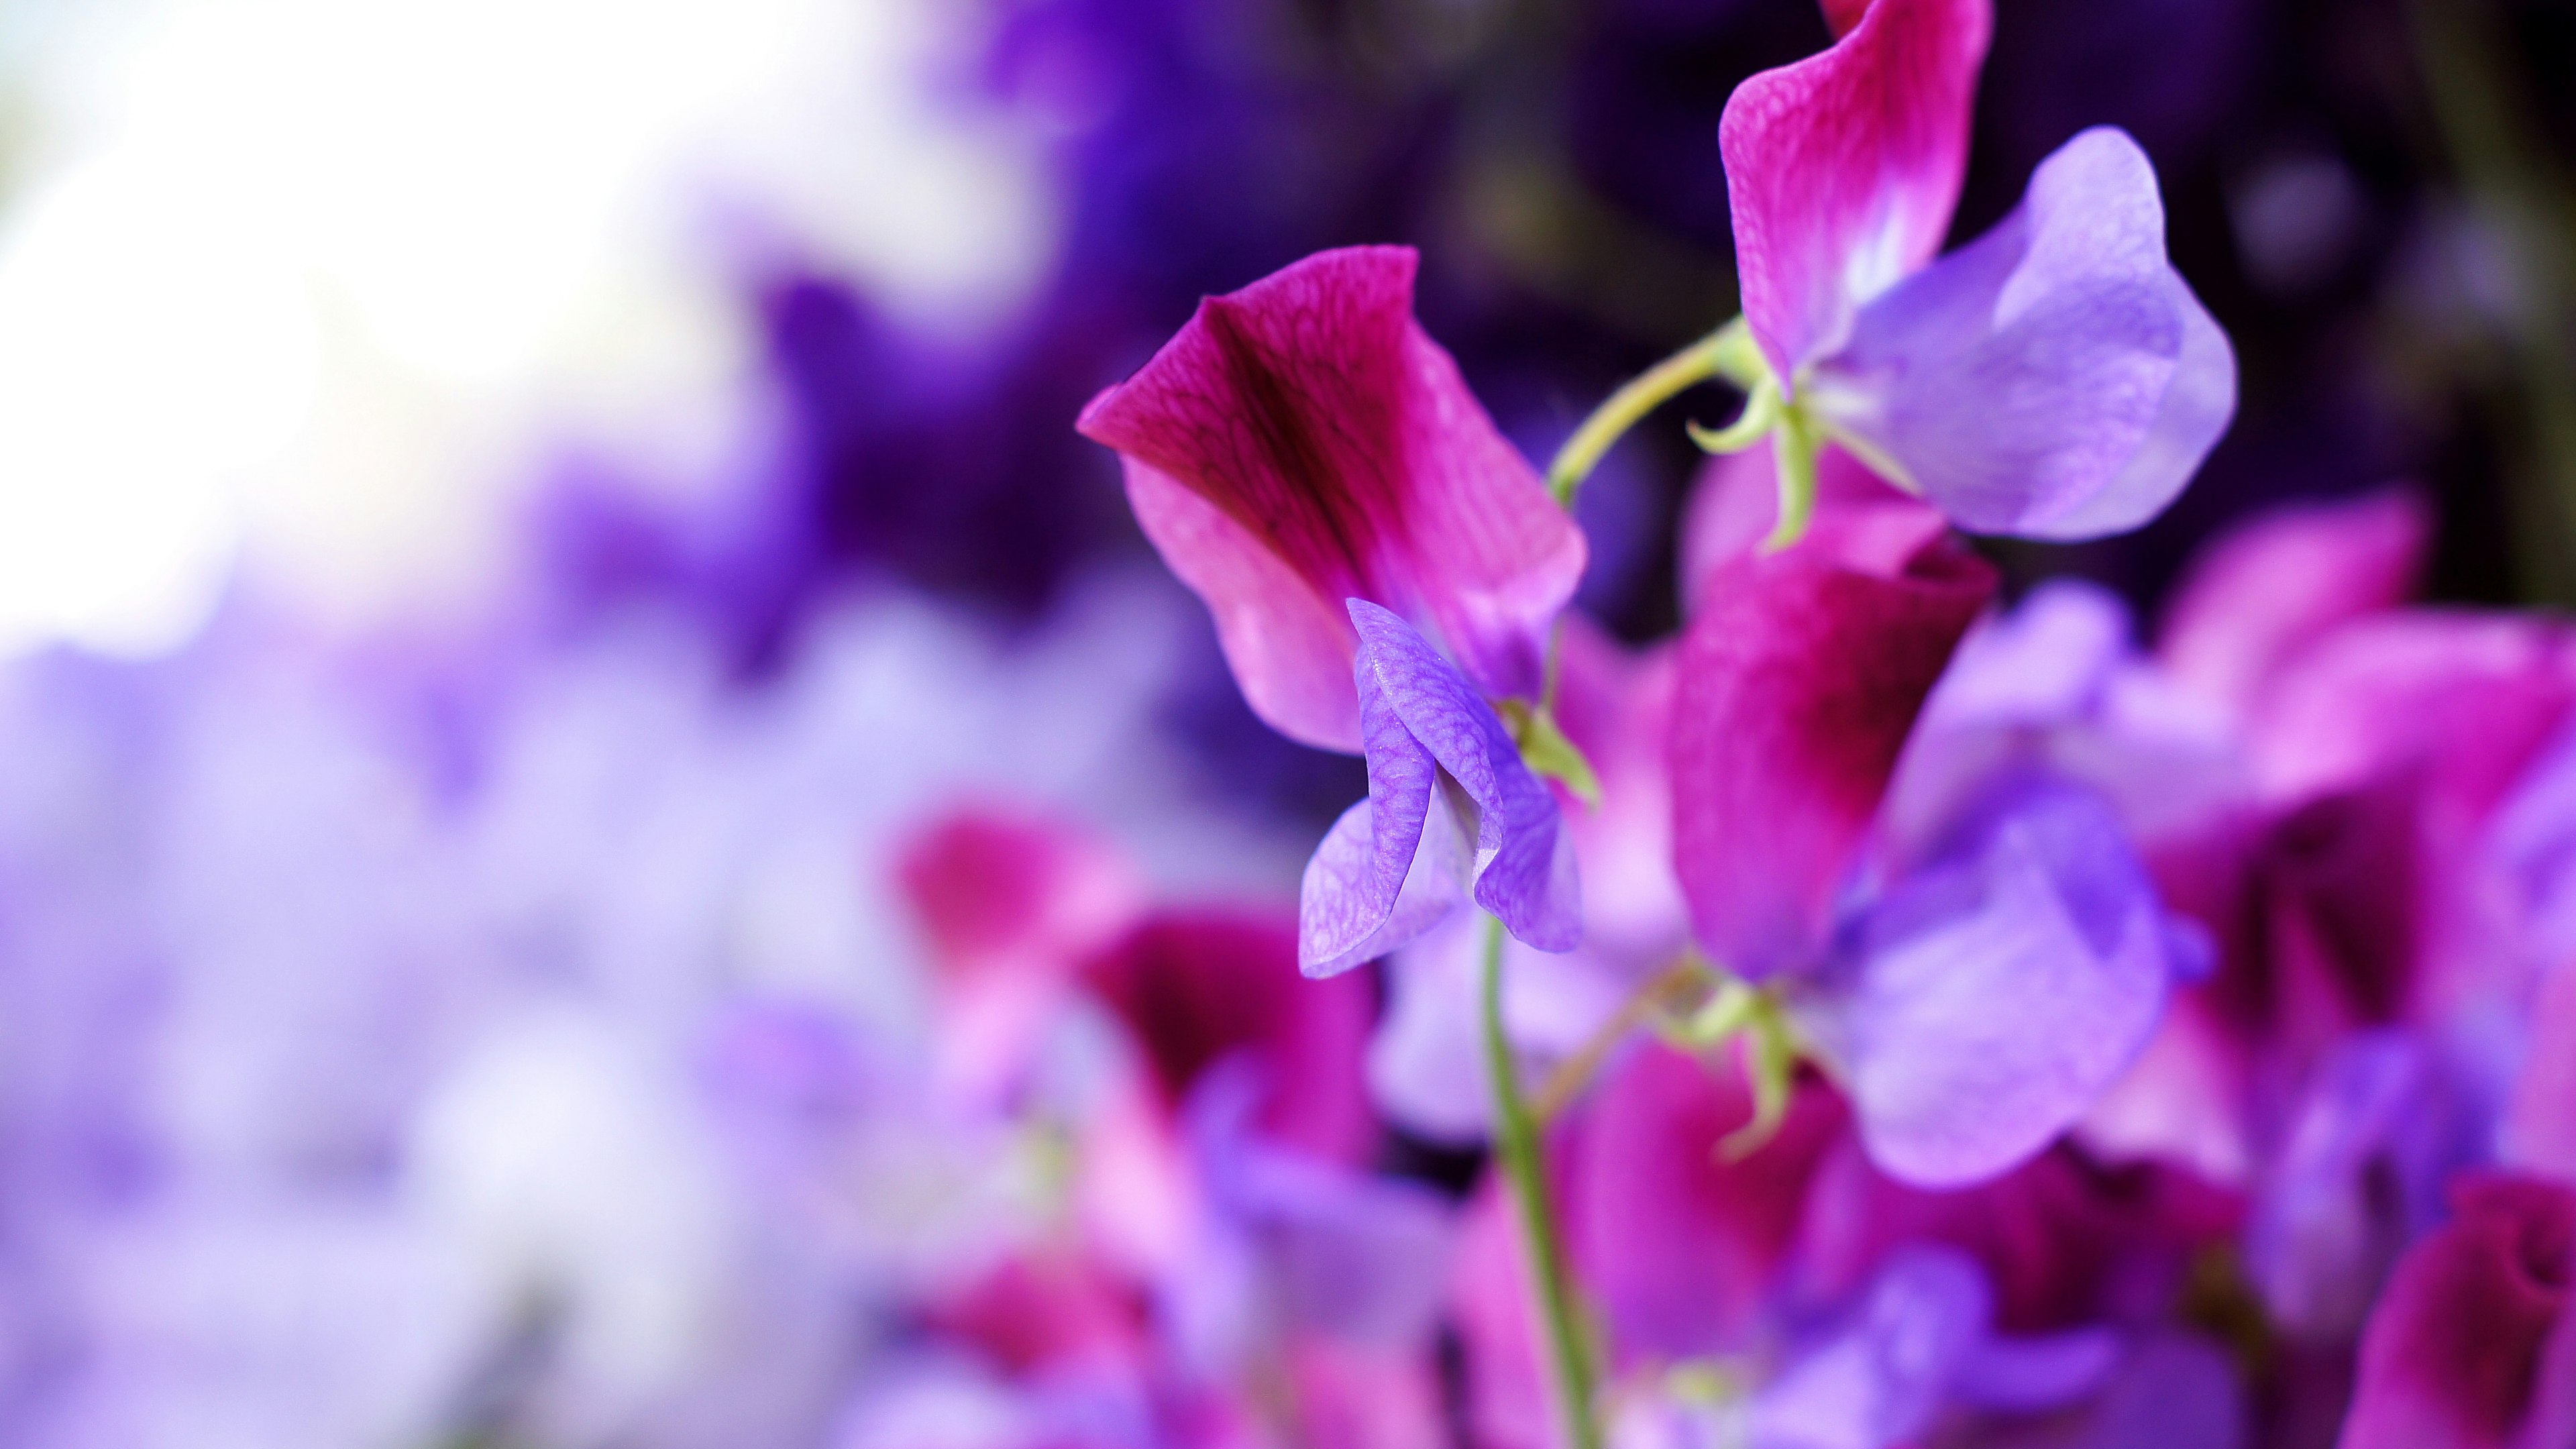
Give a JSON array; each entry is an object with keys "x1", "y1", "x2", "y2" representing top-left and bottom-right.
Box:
[
  {"x1": 1481, "y1": 914, "x2": 1601, "y2": 1449},
  {"x1": 1546, "y1": 319, "x2": 1768, "y2": 507}
]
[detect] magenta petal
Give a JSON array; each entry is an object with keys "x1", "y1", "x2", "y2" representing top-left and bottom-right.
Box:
[
  {"x1": 1124, "y1": 460, "x2": 1373, "y2": 749},
  {"x1": 2341, "y1": 1173, "x2": 2576, "y2": 1449},
  {"x1": 1813, "y1": 784, "x2": 2183, "y2": 1187},
  {"x1": 1719, "y1": 0, "x2": 1990, "y2": 379},
  {"x1": 1671, "y1": 503, "x2": 1996, "y2": 979},
  {"x1": 1807, "y1": 128, "x2": 2236, "y2": 541},
  {"x1": 2157, "y1": 488, "x2": 2429, "y2": 714},
  {"x1": 1562, "y1": 1043, "x2": 1847, "y2": 1360},
  {"x1": 1678, "y1": 443, "x2": 1911, "y2": 615},
  {"x1": 1078, "y1": 246, "x2": 1585, "y2": 749}
]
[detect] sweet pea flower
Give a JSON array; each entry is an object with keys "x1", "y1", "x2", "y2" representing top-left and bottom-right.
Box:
[
  {"x1": 1296, "y1": 599, "x2": 1580, "y2": 975},
  {"x1": 1079, "y1": 248, "x2": 1587, "y2": 971},
  {"x1": 1366, "y1": 621, "x2": 1682, "y2": 1142},
  {"x1": 2339, "y1": 1172, "x2": 2576, "y2": 1449},
  {"x1": 1715, "y1": 0, "x2": 2234, "y2": 540},
  {"x1": 1077, "y1": 245, "x2": 1586, "y2": 753},
  {"x1": 1672, "y1": 501, "x2": 2208, "y2": 1186}
]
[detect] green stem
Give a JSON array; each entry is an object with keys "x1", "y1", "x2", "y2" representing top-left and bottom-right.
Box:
[
  {"x1": 1546, "y1": 318, "x2": 1768, "y2": 507},
  {"x1": 1481, "y1": 914, "x2": 1601, "y2": 1449}
]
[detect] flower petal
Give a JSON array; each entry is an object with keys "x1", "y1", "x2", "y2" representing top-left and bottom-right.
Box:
[
  {"x1": 1348, "y1": 600, "x2": 1580, "y2": 952},
  {"x1": 1560, "y1": 1043, "x2": 1848, "y2": 1359},
  {"x1": 1813, "y1": 783, "x2": 2182, "y2": 1187},
  {"x1": 1078, "y1": 246, "x2": 1585, "y2": 748},
  {"x1": 2341, "y1": 1172, "x2": 2576, "y2": 1449},
  {"x1": 1746, "y1": 1246, "x2": 1992, "y2": 1449},
  {"x1": 1122, "y1": 459, "x2": 1373, "y2": 749},
  {"x1": 1081, "y1": 910, "x2": 1377, "y2": 1165},
  {"x1": 1719, "y1": 0, "x2": 1990, "y2": 378},
  {"x1": 1671, "y1": 502, "x2": 1994, "y2": 979},
  {"x1": 1296, "y1": 716, "x2": 1470, "y2": 977},
  {"x1": 2157, "y1": 488, "x2": 2430, "y2": 715},
  {"x1": 1678, "y1": 442, "x2": 1911, "y2": 615},
  {"x1": 1808, "y1": 127, "x2": 2235, "y2": 541}
]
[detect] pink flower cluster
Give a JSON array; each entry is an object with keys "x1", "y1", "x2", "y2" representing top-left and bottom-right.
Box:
[{"x1": 1053, "y1": 0, "x2": 2576, "y2": 1445}]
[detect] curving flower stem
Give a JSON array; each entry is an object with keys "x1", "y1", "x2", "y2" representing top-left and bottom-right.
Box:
[
  {"x1": 1546, "y1": 318, "x2": 1770, "y2": 507},
  {"x1": 1480, "y1": 913, "x2": 1602, "y2": 1449}
]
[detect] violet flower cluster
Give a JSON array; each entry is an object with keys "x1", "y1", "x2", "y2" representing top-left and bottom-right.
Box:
[{"x1": 1072, "y1": 1, "x2": 2576, "y2": 1446}]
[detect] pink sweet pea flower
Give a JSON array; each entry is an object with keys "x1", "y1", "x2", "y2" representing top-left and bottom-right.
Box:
[
  {"x1": 1079, "y1": 908, "x2": 1376, "y2": 1165},
  {"x1": 1721, "y1": 0, "x2": 2235, "y2": 539},
  {"x1": 2340, "y1": 1172, "x2": 2576, "y2": 1449},
  {"x1": 1077, "y1": 246, "x2": 1586, "y2": 752},
  {"x1": 1672, "y1": 502, "x2": 2210, "y2": 1186}
]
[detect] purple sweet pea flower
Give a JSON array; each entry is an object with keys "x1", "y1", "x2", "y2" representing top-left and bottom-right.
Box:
[
  {"x1": 1364, "y1": 621, "x2": 1682, "y2": 1142},
  {"x1": 1744, "y1": 1248, "x2": 2118, "y2": 1449},
  {"x1": 2243, "y1": 1030, "x2": 2480, "y2": 1339},
  {"x1": 1722, "y1": 0, "x2": 2234, "y2": 539},
  {"x1": 1077, "y1": 246, "x2": 1587, "y2": 753},
  {"x1": 1799, "y1": 780, "x2": 2204, "y2": 1187},
  {"x1": 1173, "y1": 1059, "x2": 1454, "y2": 1363},
  {"x1": 1674, "y1": 504, "x2": 2204, "y2": 1185},
  {"x1": 2340, "y1": 1172, "x2": 2576, "y2": 1449},
  {"x1": 1298, "y1": 600, "x2": 1578, "y2": 977}
]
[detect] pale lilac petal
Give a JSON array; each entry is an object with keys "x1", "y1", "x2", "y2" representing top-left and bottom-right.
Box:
[
  {"x1": 1079, "y1": 246, "x2": 1585, "y2": 744},
  {"x1": 1746, "y1": 1247, "x2": 1990, "y2": 1449},
  {"x1": 1364, "y1": 910, "x2": 1638, "y2": 1146},
  {"x1": 1672, "y1": 503, "x2": 1995, "y2": 979},
  {"x1": 2341, "y1": 1173, "x2": 2576, "y2": 1449},
  {"x1": 1947, "y1": 1327, "x2": 2120, "y2": 1413},
  {"x1": 1297, "y1": 780, "x2": 1470, "y2": 980},
  {"x1": 1185, "y1": 1061, "x2": 1456, "y2": 1352},
  {"x1": 1720, "y1": 0, "x2": 1991, "y2": 378},
  {"x1": 2070, "y1": 1334, "x2": 2245, "y2": 1449},
  {"x1": 1809, "y1": 784, "x2": 2181, "y2": 1187},
  {"x1": 1807, "y1": 128, "x2": 2235, "y2": 541},
  {"x1": 1349, "y1": 600, "x2": 1579, "y2": 952},
  {"x1": 2157, "y1": 488, "x2": 2430, "y2": 714}
]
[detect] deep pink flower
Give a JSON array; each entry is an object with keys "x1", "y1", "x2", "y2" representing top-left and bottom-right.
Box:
[
  {"x1": 2157, "y1": 486, "x2": 2430, "y2": 716},
  {"x1": 1671, "y1": 502, "x2": 1995, "y2": 980},
  {"x1": 2340, "y1": 1172, "x2": 2576, "y2": 1449},
  {"x1": 1560, "y1": 1043, "x2": 1848, "y2": 1360},
  {"x1": 1080, "y1": 909, "x2": 1376, "y2": 1165},
  {"x1": 1077, "y1": 246, "x2": 1586, "y2": 751}
]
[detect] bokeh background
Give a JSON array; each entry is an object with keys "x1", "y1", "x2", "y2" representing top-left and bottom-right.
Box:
[{"x1": 0, "y1": 0, "x2": 2570, "y2": 1442}]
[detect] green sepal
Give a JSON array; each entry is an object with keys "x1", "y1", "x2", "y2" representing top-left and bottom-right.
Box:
[
  {"x1": 1684, "y1": 374, "x2": 1781, "y2": 455},
  {"x1": 1499, "y1": 698, "x2": 1602, "y2": 808},
  {"x1": 1761, "y1": 405, "x2": 1823, "y2": 553},
  {"x1": 1719, "y1": 1001, "x2": 1797, "y2": 1161}
]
